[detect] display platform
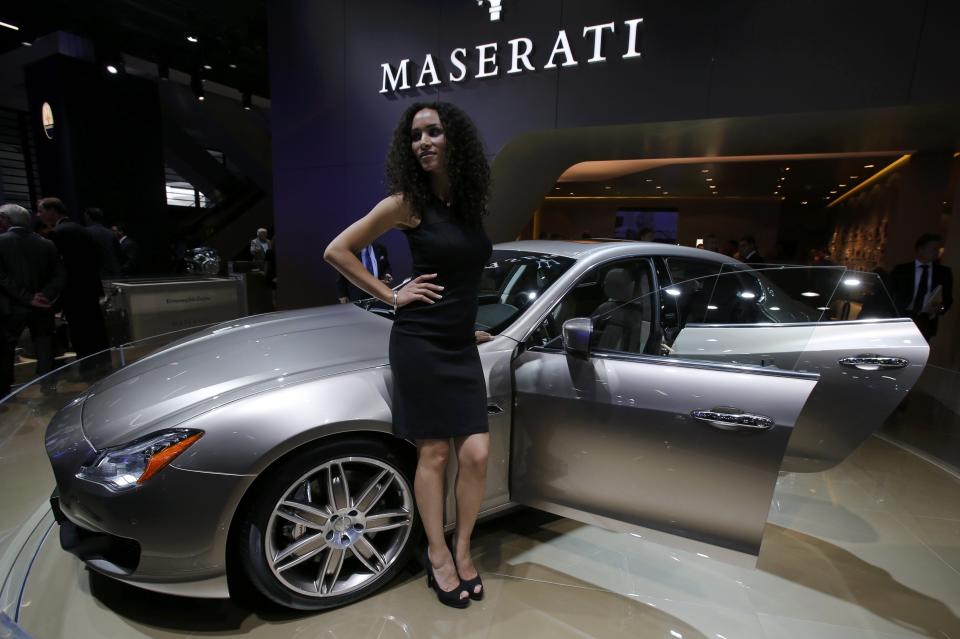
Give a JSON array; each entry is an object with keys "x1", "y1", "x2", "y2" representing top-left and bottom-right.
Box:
[{"x1": 1, "y1": 338, "x2": 959, "y2": 638}]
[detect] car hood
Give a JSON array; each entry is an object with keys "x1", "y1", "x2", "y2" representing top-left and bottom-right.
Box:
[{"x1": 81, "y1": 304, "x2": 392, "y2": 448}]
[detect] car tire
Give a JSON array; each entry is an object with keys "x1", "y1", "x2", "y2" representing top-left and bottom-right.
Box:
[{"x1": 237, "y1": 437, "x2": 419, "y2": 610}]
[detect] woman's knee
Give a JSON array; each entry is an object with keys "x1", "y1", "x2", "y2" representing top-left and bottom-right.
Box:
[
  {"x1": 417, "y1": 440, "x2": 450, "y2": 471},
  {"x1": 457, "y1": 445, "x2": 489, "y2": 475}
]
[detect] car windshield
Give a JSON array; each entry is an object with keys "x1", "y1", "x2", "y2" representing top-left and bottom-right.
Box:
[
  {"x1": 476, "y1": 250, "x2": 575, "y2": 334},
  {"x1": 357, "y1": 249, "x2": 574, "y2": 335}
]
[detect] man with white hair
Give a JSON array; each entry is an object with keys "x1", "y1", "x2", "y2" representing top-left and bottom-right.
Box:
[
  {"x1": 250, "y1": 227, "x2": 271, "y2": 265},
  {"x1": 0, "y1": 203, "x2": 65, "y2": 396}
]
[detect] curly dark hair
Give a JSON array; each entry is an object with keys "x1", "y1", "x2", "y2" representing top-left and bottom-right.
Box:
[{"x1": 385, "y1": 102, "x2": 490, "y2": 228}]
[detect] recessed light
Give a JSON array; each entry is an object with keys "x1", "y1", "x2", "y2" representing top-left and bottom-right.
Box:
[
  {"x1": 21, "y1": 41, "x2": 32, "y2": 47},
  {"x1": 780, "y1": 196, "x2": 786, "y2": 200},
  {"x1": 662, "y1": 191, "x2": 669, "y2": 195},
  {"x1": 198, "y1": 95, "x2": 205, "y2": 101},
  {"x1": 863, "y1": 164, "x2": 875, "y2": 168},
  {"x1": 229, "y1": 63, "x2": 238, "y2": 69},
  {"x1": 830, "y1": 190, "x2": 837, "y2": 194},
  {"x1": 656, "y1": 185, "x2": 661, "y2": 189},
  {"x1": 568, "y1": 192, "x2": 574, "y2": 195},
  {"x1": 701, "y1": 169, "x2": 710, "y2": 173},
  {"x1": 646, "y1": 179, "x2": 653, "y2": 182},
  {"x1": 705, "y1": 178, "x2": 713, "y2": 181},
  {"x1": 106, "y1": 64, "x2": 118, "y2": 74},
  {"x1": 839, "y1": 184, "x2": 847, "y2": 187},
  {"x1": 801, "y1": 201, "x2": 808, "y2": 205},
  {"x1": 850, "y1": 175, "x2": 858, "y2": 179},
  {"x1": 709, "y1": 185, "x2": 716, "y2": 189},
  {"x1": 785, "y1": 167, "x2": 791, "y2": 171},
  {"x1": 604, "y1": 185, "x2": 612, "y2": 190},
  {"x1": 187, "y1": 35, "x2": 198, "y2": 43},
  {"x1": 203, "y1": 64, "x2": 213, "y2": 70}
]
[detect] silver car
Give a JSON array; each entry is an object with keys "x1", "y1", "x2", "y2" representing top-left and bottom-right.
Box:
[{"x1": 45, "y1": 240, "x2": 928, "y2": 610}]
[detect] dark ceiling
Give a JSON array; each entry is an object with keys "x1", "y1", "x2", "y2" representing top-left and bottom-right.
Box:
[
  {"x1": 0, "y1": 0, "x2": 269, "y2": 96},
  {"x1": 552, "y1": 154, "x2": 906, "y2": 206}
]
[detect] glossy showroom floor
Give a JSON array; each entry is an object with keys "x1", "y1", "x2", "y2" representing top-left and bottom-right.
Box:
[{"x1": 2, "y1": 379, "x2": 959, "y2": 638}]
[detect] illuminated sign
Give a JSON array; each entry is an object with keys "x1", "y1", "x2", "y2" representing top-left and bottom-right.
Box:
[{"x1": 379, "y1": 17, "x2": 643, "y2": 94}]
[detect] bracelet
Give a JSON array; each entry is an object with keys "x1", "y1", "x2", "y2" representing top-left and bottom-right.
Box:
[{"x1": 392, "y1": 290, "x2": 398, "y2": 310}]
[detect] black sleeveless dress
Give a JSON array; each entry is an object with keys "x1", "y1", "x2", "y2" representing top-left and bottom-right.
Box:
[{"x1": 389, "y1": 199, "x2": 493, "y2": 440}]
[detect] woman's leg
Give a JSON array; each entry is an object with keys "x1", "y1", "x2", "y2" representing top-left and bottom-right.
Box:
[
  {"x1": 415, "y1": 438, "x2": 466, "y2": 599},
  {"x1": 452, "y1": 432, "x2": 490, "y2": 592}
]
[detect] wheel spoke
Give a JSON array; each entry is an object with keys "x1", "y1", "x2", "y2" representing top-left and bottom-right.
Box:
[
  {"x1": 353, "y1": 536, "x2": 386, "y2": 573},
  {"x1": 274, "y1": 533, "x2": 327, "y2": 570},
  {"x1": 353, "y1": 468, "x2": 390, "y2": 511},
  {"x1": 278, "y1": 500, "x2": 330, "y2": 528},
  {"x1": 365, "y1": 509, "x2": 412, "y2": 533},
  {"x1": 315, "y1": 547, "x2": 346, "y2": 595},
  {"x1": 327, "y1": 463, "x2": 350, "y2": 511}
]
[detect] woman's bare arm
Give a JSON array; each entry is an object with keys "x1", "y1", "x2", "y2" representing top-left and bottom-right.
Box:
[{"x1": 324, "y1": 195, "x2": 439, "y2": 306}]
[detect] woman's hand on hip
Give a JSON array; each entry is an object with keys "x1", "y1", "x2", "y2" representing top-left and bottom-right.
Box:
[{"x1": 396, "y1": 273, "x2": 443, "y2": 306}]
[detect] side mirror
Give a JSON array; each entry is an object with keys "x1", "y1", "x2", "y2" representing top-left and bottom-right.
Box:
[{"x1": 561, "y1": 317, "x2": 593, "y2": 358}]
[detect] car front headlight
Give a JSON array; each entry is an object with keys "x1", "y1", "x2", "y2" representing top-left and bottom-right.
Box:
[{"x1": 77, "y1": 429, "x2": 203, "y2": 491}]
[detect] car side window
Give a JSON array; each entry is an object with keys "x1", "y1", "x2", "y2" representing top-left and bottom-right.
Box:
[{"x1": 532, "y1": 259, "x2": 657, "y2": 355}]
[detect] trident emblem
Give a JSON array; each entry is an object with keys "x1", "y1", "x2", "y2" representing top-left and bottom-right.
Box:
[{"x1": 476, "y1": 0, "x2": 502, "y2": 21}]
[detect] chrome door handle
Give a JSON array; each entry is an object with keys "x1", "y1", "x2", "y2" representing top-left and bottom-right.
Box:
[
  {"x1": 691, "y1": 408, "x2": 775, "y2": 431},
  {"x1": 838, "y1": 355, "x2": 909, "y2": 371}
]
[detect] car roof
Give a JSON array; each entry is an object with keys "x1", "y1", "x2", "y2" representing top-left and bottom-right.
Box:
[{"x1": 493, "y1": 239, "x2": 743, "y2": 265}]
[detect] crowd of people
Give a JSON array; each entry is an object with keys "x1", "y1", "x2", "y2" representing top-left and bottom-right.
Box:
[{"x1": 0, "y1": 197, "x2": 132, "y2": 397}]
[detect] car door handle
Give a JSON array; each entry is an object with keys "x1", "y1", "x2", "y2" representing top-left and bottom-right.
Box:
[
  {"x1": 690, "y1": 408, "x2": 775, "y2": 431},
  {"x1": 838, "y1": 355, "x2": 909, "y2": 371}
]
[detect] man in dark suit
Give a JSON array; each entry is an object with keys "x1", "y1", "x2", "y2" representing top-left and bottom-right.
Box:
[
  {"x1": 890, "y1": 233, "x2": 953, "y2": 341},
  {"x1": 0, "y1": 204, "x2": 65, "y2": 396},
  {"x1": 738, "y1": 236, "x2": 764, "y2": 264},
  {"x1": 37, "y1": 197, "x2": 110, "y2": 368},
  {"x1": 84, "y1": 207, "x2": 122, "y2": 277},
  {"x1": 112, "y1": 224, "x2": 140, "y2": 276},
  {"x1": 336, "y1": 242, "x2": 392, "y2": 303}
]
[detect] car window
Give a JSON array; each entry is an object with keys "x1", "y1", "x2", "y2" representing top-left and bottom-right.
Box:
[{"x1": 533, "y1": 258, "x2": 657, "y2": 355}]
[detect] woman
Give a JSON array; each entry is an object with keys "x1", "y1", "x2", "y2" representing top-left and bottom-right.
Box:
[{"x1": 323, "y1": 102, "x2": 492, "y2": 608}]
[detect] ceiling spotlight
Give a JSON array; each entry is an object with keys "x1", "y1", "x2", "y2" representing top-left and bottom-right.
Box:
[
  {"x1": 863, "y1": 164, "x2": 875, "y2": 168},
  {"x1": 850, "y1": 175, "x2": 859, "y2": 179},
  {"x1": 187, "y1": 35, "x2": 198, "y2": 43},
  {"x1": 229, "y1": 63, "x2": 238, "y2": 69},
  {"x1": 0, "y1": 20, "x2": 20, "y2": 31},
  {"x1": 568, "y1": 192, "x2": 574, "y2": 195},
  {"x1": 839, "y1": 184, "x2": 847, "y2": 187},
  {"x1": 21, "y1": 41, "x2": 32, "y2": 47},
  {"x1": 106, "y1": 64, "x2": 118, "y2": 74},
  {"x1": 646, "y1": 179, "x2": 653, "y2": 183},
  {"x1": 801, "y1": 201, "x2": 808, "y2": 205},
  {"x1": 785, "y1": 167, "x2": 791, "y2": 171},
  {"x1": 242, "y1": 92, "x2": 252, "y2": 110},
  {"x1": 656, "y1": 185, "x2": 661, "y2": 189},
  {"x1": 701, "y1": 169, "x2": 710, "y2": 173},
  {"x1": 662, "y1": 191, "x2": 669, "y2": 195},
  {"x1": 604, "y1": 185, "x2": 612, "y2": 190},
  {"x1": 203, "y1": 64, "x2": 213, "y2": 70},
  {"x1": 780, "y1": 196, "x2": 786, "y2": 200},
  {"x1": 709, "y1": 185, "x2": 716, "y2": 189},
  {"x1": 830, "y1": 190, "x2": 837, "y2": 194},
  {"x1": 705, "y1": 178, "x2": 713, "y2": 181}
]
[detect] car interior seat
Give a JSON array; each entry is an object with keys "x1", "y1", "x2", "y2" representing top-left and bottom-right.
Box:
[{"x1": 591, "y1": 267, "x2": 648, "y2": 353}]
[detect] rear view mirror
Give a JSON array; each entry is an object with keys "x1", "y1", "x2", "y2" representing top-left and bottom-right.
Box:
[{"x1": 562, "y1": 317, "x2": 593, "y2": 358}]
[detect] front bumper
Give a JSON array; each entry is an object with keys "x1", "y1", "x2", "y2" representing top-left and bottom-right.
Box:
[{"x1": 44, "y1": 396, "x2": 255, "y2": 596}]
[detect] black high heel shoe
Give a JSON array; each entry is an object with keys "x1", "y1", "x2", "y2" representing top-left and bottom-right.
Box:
[
  {"x1": 450, "y1": 537, "x2": 484, "y2": 601},
  {"x1": 423, "y1": 548, "x2": 470, "y2": 609}
]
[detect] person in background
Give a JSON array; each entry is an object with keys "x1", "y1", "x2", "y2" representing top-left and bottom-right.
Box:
[
  {"x1": 112, "y1": 224, "x2": 140, "y2": 276},
  {"x1": 738, "y1": 235, "x2": 764, "y2": 264},
  {"x1": 250, "y1": 227, "x2": 271, "y2": 265},
  {"x1": 84, "y1": 207, "x2": 122, "y2": 277},
  {"x1": 638, "y1": 227, "x2": 654, "y2": 242},
  {"x1": 723, "y1": 239, "x2": 739, "y2": 257},
  {"x1": 0, "y1": 204, "x2": 64, "y2": 396},
  {"x1": 890, "y1": 233, "x2": 953, "y2": 341},
  {"x1": 37, "y1": 197, "x2": 109, "y2": 372},
  {"x1": 336, "y1": 242, "x2": 392, "y2": 303}
]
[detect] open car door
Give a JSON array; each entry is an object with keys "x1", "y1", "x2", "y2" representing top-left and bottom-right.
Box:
[{"x1": 509, "y1": 260, "x2": 927, "y2": 562}]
